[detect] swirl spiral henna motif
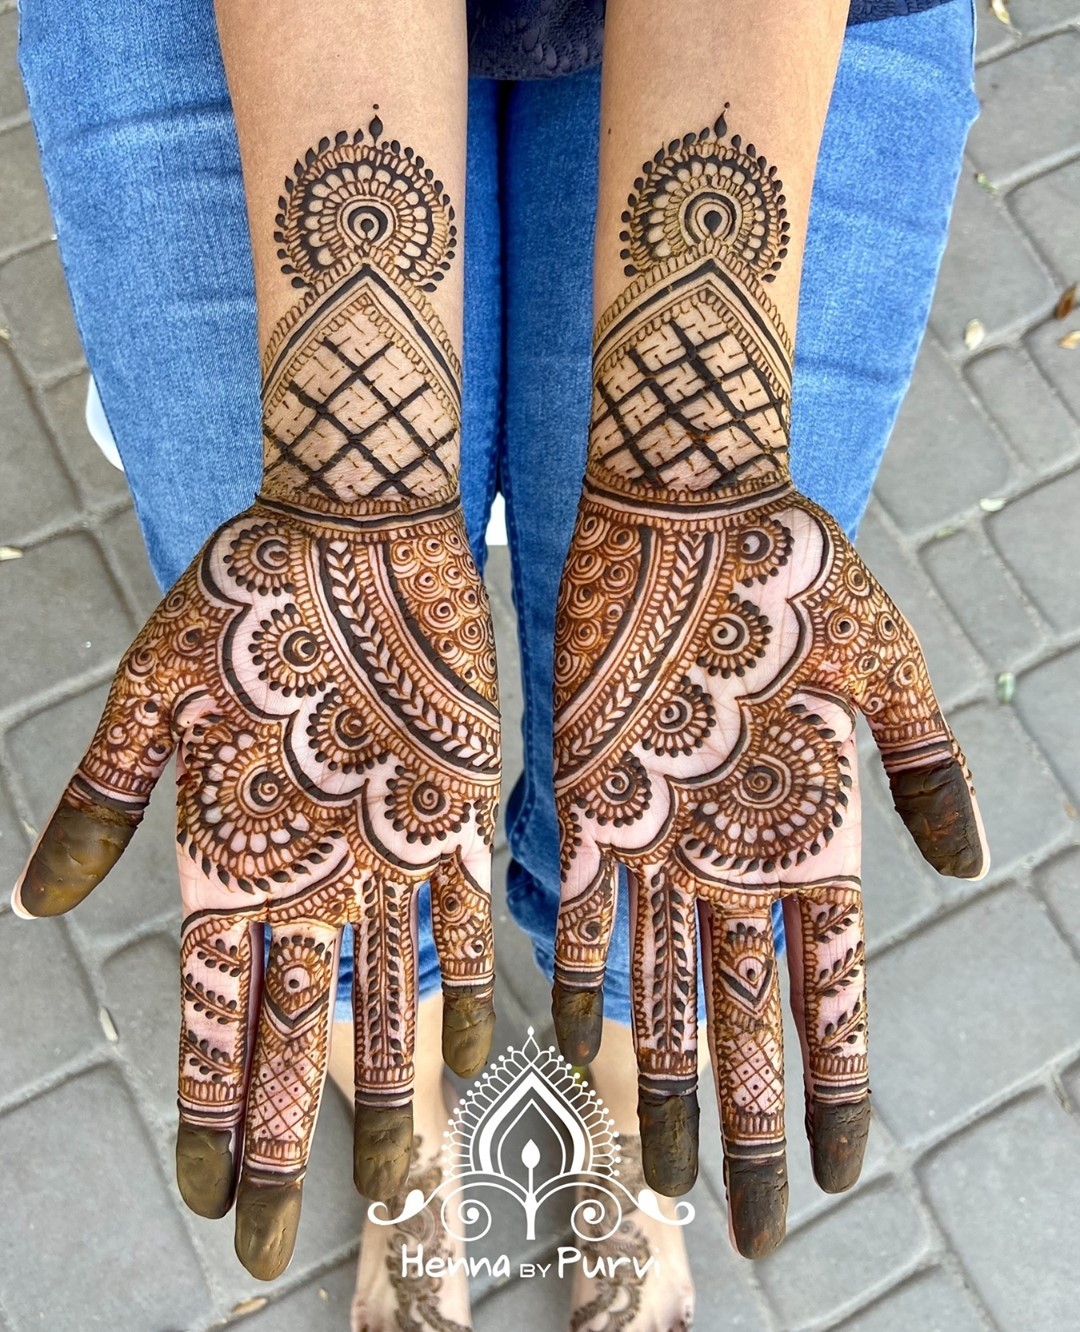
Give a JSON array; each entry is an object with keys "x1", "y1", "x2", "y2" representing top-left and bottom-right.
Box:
[
  {"x1": 551, "y1": 110, "x2": 989, "y2": 1259},
  {"x1": 13, "y1": 119, "x2": 500, "y2": 1282}
]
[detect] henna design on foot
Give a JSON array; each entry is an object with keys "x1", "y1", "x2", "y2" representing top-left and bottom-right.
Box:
[
  {"x1": 570, "y1": 1135, "x2": 694, "y2": 1332},
  {"x1": 552, "y1": 107, "x2": 988, "y2": 1259}
]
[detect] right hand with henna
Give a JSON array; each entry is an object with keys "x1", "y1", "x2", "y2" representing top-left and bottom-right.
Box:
[
  {"x1": 12, "y1": 124, "x2": 500, "y2": 1281},
  {"x1": 13, "y1": 498, "x2": 500, "y2": 1278}
]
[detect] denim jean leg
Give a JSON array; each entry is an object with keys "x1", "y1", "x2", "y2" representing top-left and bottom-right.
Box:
[
  {"x1": 20, "y1": 7, "x2": 505, "y2": 1022},
  {"x1": 498, "y1": 0, "x2": 978, "y2": 1027}
]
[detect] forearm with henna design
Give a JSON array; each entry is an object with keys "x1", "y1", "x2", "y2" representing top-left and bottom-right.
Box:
[
  {"x1": 14, "y1": 109, "x2": 500, "y2": 1281},
  {"x1": 551, "y1": 103, "x2": 988, "y2": 1259}
]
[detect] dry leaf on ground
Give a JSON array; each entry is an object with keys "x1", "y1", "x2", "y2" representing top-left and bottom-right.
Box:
[{"x1": 989, "y1": 0, "x2": 1017, "y2": 30}]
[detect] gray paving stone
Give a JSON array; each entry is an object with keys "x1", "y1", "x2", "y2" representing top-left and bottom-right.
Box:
[
  {"x1": 921, "y1": 525, "x2": 1046, "y2": 668},
  {"x1": 965, "y1": 344, "x2": 1079, "y2": 471},
  {"x1": 1014, "y1": 645, "x2": 1080, "y2": 800},
  {"x1": 101, "y1": 505, "x2": 162, "y2": 620},
  {"x1": 0, "y1": 532, "x2": 131, "y2": 703},
  {"x1": 1035, "y1": 845, "x2": 1080, "y2": 957},
  {"x1": 859, "y1": 760, "x2": 940, "y2": 946},
  {"x1": 988, "y1": 467, "x2": 1080, "y2": 634},
  {"x1": 234, "y1": 1260, "x2": 356, "y2": 1331},
  {"x1": 685, "y1": 1183, "x2": 772, "y2": 1330},
  {"x1": 968, "y1": 32, "x2": 1080, "y2": 184},
  {"x1": 41, "y1": 370, "x2": 130, "y2": 507},
  {"x1": 756, "y1": 1182, "x2": 927, "y2": 1328},
  {"x1": 0, "y1": 910, "x2": 102, "y2": 1102},
  {"x1": 0, "y1": 10, "x2": 25, "y2": 123},
  {"x1": 1011, "y1": 156, "x2": 1080, "y2": 284},
  {"x1": 833, "y1": 1268, "x2": 988, "y2": 1332},
  {"x1": 102, "y1": 932, "x2": 181, "y2": 1132},
  {"x1": 7, "y1": 684, "x2": 180, "y2": 947},
  {"x1": 1065, "y1": 1053, "x2": 1080, "y2": 1109},
  {"x1": 0, "y1": 346, "x2": 77, "y2": 542},
  {"x1": 1024, "y1": 311, "x2": 1080, "y2": 421},
  {"x1": 950, "y1": 698, "x2": 1074, "y2": 873},
  {"x1": 873, "y1": 344, "x2": 1011, "y2": 534},
  {"x1": 0, "y1": 1065, "x2": 211, "y2": 1331},
  {"x1": 0, "y1": 242, "x2": 83, "y2": 379},
  {"x1": 0, "y1": 779, "x2": 28, "y2": 902},
  {"x1": 855, "y1": 507, "x2": 985, "y2": 708},
  {"x1": 921, "y1": 1091, "x2": 1080, "y2": 1332},
  {"x1": 867, "y1": 886, "x2": 1080, "y2": 1147},
  {"x1": 975, "y1": 0, "x2": 1080, "y2": 60},
  {"x1": 928, "y1": 169, "x2": 1056, "y2": 352},
  {"x1": 0, "y1": 123, "x2": 52, "y2": 257}
]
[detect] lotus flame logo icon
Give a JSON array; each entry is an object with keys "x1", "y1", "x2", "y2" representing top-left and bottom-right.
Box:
[{"x1": 368, "y1": 1027, "x2": 694, "y2": 1243}]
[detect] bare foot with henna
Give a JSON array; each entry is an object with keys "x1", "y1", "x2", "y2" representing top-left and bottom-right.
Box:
[
  {"x1": 570, "y1": 1135, "x2": 694, "y2": 1332},
  {"x1": 328, "y1": 1000, "x2": 472, "y2": 1331},
  {"x1": 570, "y1": 1024, "x2": 696, "y2": 1331}
]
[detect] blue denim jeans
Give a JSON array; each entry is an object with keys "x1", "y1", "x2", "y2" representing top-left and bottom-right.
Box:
[{"x1": 19, "y1": 0, "x2": 978, "y2": 1024}]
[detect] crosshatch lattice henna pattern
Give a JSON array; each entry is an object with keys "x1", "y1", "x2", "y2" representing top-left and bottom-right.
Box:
[
  {"x1": 13, "y1": 118, "x2": 501, "y2": 1283},
  {"x1": 551, "y1": 107, "x2": 989, "y2": 1261}
]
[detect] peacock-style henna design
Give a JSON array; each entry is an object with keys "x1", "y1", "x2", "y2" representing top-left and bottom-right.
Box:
[
  {"x1": 13, "y1": 119, "x2": 500, "y2": 1283},
  {"x1": 551, "y1": 108, "x2": 988, "y2": 1260}
]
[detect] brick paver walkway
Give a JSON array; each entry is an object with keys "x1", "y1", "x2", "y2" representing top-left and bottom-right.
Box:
[{"x1": 0, "y1": 3, "x2": 1077, "y2": 1329}]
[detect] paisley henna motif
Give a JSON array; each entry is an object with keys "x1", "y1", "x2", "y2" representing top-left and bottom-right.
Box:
[
  {"x1": 14, "y1": 121, "x2": 499, "y2": 1283},
  {"x1": 552, "y1": 108, "x2": 988, "y2": 1260}
]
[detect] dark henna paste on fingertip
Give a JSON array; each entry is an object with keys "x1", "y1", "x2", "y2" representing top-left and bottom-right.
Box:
[
  {"x1": 175, "y1": 1123, "x2": 237, "y2": 1219},
  {"x1": 233, "y1": 1175, "x2": 304, "y2": 1282},
  {"x1": 441, "y1": 986, "x2": 496, "y2": 1077},
  {"x1": 887, "y1": 757, "x2": 986, "y2": 879},
  {"x1": 725, "y1": 1154, "x2": 788, "y2": 1259},
  {"x1": 807, "y1": 1097, "x2": 871, "y2": 1195},
  {"x1": 638, "y1": 1085, "x2": 699, "y2": 1197},
  {"x1": 19, "y1": 801, "x2": 137, "y2": 917},
  {"x1": 552, "y1": 982, "x2": 605, "y2": 1065},
  {"x1": 353, "y1": 1102, "x2": 414, "y2": 1202}
]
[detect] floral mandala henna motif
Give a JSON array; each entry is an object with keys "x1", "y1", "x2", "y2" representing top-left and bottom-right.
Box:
[
  {"x1": 15, "y1": 118, "x2": 500, "y2": 1283},
  {"x1": 552, "y1": 107, "x2": 988, "y2": 1260}
]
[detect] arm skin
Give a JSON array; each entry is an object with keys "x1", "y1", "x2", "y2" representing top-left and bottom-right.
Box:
[
  {"x1": 552, "y1": 0, "x2": 988, "y2": 1259},
  {"x1": 13, "y1": 0, "x2": 500, "y2": 1282}
]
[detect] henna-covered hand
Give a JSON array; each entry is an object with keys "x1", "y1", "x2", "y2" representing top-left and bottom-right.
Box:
[
  {"x1": 551, "y1": 111, "x2": 988, "y2": 1258},
  {"x1": 12, "y1": 124, "x2": 500, "y2": 1281}
]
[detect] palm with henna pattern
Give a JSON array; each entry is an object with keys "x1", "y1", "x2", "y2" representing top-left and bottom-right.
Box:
[
  {"x1": 13, "y1": 123, "x2": 501, "y2": 1282},
  {"x1": 551, "y1": 110, "x2": 988, "y2": 1260}
]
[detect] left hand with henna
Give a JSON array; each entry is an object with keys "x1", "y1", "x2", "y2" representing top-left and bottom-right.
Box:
[{"x1": 551, "y1": 0, "x2": 989, "y2": 1260}]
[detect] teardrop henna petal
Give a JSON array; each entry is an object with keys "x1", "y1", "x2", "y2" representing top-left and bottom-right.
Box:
[
  {"x1": 724, "y1": 1154, "x2": 788, "y2": 1259},
  {"x1": 441, "y1": 987, "x2": 495, "y2": 1077},
  {"x1": 552, "y1": 982, "x2": 605, "y2": 1065},
  {"x1": 638, "y1": 1086, "x2": 699, "y2": 1197},
  {"x1": 175, "y1": 1123, "x2": 238, "y2": 1219},
  {"x1": 18, "y1": 801, "x2": 138, "y2": 917},
  {"x1": 807, "y1": 1098, "x2": 870, "y2": 1195},
  {"x1": 353, "y1": 1102, "x2": 414, "y2": 1201},
  {"x1": 233, "y1": 1175, "x2": 304, "y2": 1282},
  {"x1": 887, "y1": 758, "x2": 986, "y2": 879}
]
